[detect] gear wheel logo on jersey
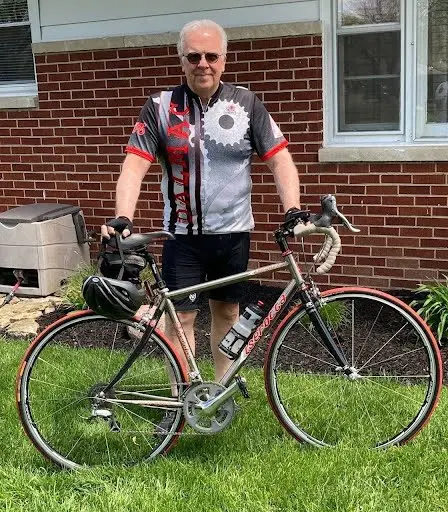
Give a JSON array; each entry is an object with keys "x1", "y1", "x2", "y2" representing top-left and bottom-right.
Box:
[{"x1": 203, "y1": 99, "x2": 250, "y2": 147}]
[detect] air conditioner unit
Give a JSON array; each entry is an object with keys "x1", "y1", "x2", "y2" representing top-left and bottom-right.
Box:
[{"x1": 0, "y1": 203, "x2": 90, "y2": 297}]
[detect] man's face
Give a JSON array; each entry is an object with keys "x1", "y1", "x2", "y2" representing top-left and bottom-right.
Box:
[{"x1": 181, "y1": 28, "x2": 226, "y2": 100}]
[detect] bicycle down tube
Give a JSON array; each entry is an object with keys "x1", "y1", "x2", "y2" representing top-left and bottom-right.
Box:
[
  {"x1": 164, "y1": 235, "x2": 350, "y2": 383},
  {"x1": 105, "y1": 233, "x2": 351, "y2": 394}
]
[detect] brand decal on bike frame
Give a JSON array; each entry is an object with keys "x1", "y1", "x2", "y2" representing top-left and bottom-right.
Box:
[{"x1": 245, "y1": 294, "x2": 286, "y2": 355}]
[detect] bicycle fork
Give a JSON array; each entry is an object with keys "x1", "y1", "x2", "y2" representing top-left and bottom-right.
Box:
[{"x1": 298, "y1": 289, "x2": 359, "y2": 378}]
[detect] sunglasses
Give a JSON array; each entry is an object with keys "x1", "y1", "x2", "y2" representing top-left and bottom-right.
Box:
[{"x1": 183, "y1": 52, "x2": 223, "y2": 65}]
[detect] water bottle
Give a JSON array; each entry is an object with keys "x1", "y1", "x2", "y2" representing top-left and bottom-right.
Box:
[{"x1": 219, "y1": 301, "x2": 265, "y2": 359}]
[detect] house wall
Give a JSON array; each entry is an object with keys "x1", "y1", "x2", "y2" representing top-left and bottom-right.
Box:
[
  {"x1": 2, "y1": 13, "x2": 448, "y2": 291},
  {"x1": 31, "y1": 0, "x2": 320, "y2": 42}
]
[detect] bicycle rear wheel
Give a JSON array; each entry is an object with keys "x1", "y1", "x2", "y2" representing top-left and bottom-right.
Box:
[
  {"x1": 264, "y1": 287, "x2": 442, "y2": 449},
  {"x1": 17, "y1": 310, "x2": 188, "y2": 469}
]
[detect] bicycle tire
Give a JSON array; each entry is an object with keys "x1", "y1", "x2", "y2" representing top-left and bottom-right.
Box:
[
  {"x1": 16, "y1": 310, "x2": 188, "y2": 469},
  {"x1": 264, "y1": 287, "x2": 443, "y2": 449}
]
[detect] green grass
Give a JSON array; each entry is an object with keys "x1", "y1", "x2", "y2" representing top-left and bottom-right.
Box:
[{"x1": 2, "y1": 337, "x2": 448, "y2": 512}]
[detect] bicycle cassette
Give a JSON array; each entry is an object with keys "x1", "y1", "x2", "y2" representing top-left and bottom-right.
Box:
[{"x1": 183, "y1": 382, "x2": 235, "y2": 434}]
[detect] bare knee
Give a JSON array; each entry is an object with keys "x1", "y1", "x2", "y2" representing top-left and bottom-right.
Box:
[
  {"x1": 209, "y1": 300, "x2": 239, "y2": 324},
  {"x1": 165, "y1": 310, "x2": 197, "y2": 338}
]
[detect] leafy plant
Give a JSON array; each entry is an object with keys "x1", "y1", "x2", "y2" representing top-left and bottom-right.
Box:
[
  {"x1": 319, "y1": 301, "x2": 348, "y2": 328},
  {"x1": 59, "y1": 259, "x2": 154, "y2": 311},
  {"x1": 60, "y1": 262, "x2": 98, "y2": 310},
  {"x1": 297, "y1": 300, "x2": 348, "y2": 331},
  {"x1": 140, "y1": 265, "x2": 155, "y2": 285},
  {"x1": 411, "y1": 276, "x2": 448, "y2": 342}
]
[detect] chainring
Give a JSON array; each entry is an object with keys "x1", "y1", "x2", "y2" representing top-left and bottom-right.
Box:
[{"x1": 182, "y1": 381, "x2": 235, "y2": 434}]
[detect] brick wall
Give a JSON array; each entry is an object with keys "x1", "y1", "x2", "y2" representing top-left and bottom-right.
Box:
[{"x1": 0, "y1": 35, "x2": 447, "y2": 290}]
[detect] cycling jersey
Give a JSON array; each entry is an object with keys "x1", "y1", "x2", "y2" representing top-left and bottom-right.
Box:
[{"x1": 126, "y1": 82, "x2": 288, "y2": 235}]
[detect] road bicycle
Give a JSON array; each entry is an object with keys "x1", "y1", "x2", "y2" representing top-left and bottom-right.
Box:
[{"x1": 16, "y1": 195, "x2": 443, "y2": 469}]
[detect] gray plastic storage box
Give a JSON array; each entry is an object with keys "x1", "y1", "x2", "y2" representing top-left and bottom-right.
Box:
[{"x1": 0, "y1": 203, "x2": 90, "y2": 297}]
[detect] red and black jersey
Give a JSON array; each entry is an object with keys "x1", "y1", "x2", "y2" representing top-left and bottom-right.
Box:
[{"x1": 126, "y1": 82, "x2": 288, "y2": 235}]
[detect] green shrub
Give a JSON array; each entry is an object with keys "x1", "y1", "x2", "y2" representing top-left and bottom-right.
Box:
[
  {"x1": 411, "y1": 276, "x2": 448, "y2": 342},
  {"x1": 140, "y1": 265, "x2": 155, "y2": 285},
  {"x1": 60, "y1": 261, "x2": 155, "y2": 311},
  {"x1": 60, "y1": 262, "x2": 98, "y2": 310},
  {"x1": 319, "y1": 301, "x2": 348, "y2": 328},
  {"x1": 297, "y1": 300, "x2": 348, "y2": 331}
]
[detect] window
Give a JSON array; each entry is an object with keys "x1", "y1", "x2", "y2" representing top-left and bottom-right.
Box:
[
  {"x1": 0, "y1": 0, "x2": 36, "y2": 97},
  {"x1": 416, "y1": 0, "x2": 448, "y2": 137},
  {"x1": 323, "y1": 0, "x2": 448, "y2": 146}
]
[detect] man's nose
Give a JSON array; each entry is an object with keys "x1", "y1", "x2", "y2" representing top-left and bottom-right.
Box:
[{"x1": 197, "y1": 54, "x2": 209, "y2": 67}]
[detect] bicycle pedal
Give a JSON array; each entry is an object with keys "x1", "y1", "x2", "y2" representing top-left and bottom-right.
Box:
[{"x1": 235, "y1": 376, "x2": 250, "y2": 399}]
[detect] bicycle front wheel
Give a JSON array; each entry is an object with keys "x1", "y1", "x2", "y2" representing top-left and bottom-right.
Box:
[
  {"x1": 264, "y1": 287, "x2": 442, "y2": 449},
  {"x1": 17, "y1": 310, "x2": 188, "y2": 469}
]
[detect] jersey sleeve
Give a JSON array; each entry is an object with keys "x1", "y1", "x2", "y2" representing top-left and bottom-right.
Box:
[
  {"x1": 250, "y1": 94, "x2": 288, "y2": 161},
  {"x1": 125, "y1": 96, "x2": 159, "y2": 162}
]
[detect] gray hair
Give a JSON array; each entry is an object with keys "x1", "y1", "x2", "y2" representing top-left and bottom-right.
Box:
[{"x1": 177, "y1": 19, "x2": 228, "y2": 57}]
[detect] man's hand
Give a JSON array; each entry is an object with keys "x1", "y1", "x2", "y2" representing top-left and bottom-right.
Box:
[
  {"x1": 284, "y1": 207, "x2": 310, "y2": 225},
  {"x1": 101, "y1": 216, "x2": 133, "y2": 239}
]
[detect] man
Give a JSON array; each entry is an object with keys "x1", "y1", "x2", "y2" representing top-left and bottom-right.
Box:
[{"x1": 101, "y1": 19, "x2": 304, "y2": 381}]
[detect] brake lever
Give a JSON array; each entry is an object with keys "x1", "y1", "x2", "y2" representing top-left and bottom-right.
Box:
[{"x1": 312, "y1": 194, "x2": 360, "y2": 233}]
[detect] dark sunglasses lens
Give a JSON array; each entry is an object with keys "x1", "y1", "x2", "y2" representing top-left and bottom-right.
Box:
[
  {"x1": 186, "y1": 53, "x2": 219, "y2": 64},
  {"x1": 186, "y1": 53, "x2": 201, "y2": 64},
  {"x1": 205, "y1": 53, "x2": 219, "y2": 63}
]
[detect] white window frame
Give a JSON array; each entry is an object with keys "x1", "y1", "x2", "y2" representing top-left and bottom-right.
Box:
[
  {"x1": 321, "y1": 0, "x2": 448, "y2": 154},
  {"x1": 0, "y1": 0, "x2": 37, "y2": 102},
  {"x1": 415, "y1": 1, "x2": 448, "y2": 139}
]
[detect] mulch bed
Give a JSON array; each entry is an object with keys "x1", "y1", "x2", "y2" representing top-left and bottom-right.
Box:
[
  {"x1": 33, "y1": 282, "x2": 448, "y2": 379},
  {"x1": 35, "y1": 282, "x2": 277, "y2": 367}
]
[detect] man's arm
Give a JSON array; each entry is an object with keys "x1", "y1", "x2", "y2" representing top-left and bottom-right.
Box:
[
  {"x1": 264, "y1": 147, "x2": 301, "y2": 211},
  {"x1": 101, "y1": 152, "x2": 152, "y2": 238},
  {"x1": 115, "y1": 153, "x2": 152, "y2": 219}
]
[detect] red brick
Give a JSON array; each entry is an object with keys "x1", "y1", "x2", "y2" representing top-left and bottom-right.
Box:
[
  {"x1": 118, "y1": 48, "x2": 143, "y2": 59},
  {"x1": 46, "y1": 53, "x2": 69, "y2": 64},
  {"x1": 228, "y1": 41, "x2": 252, "y2": 51},
  {"x1": 2, "y1": 36, "x2": 448, "y2": 292},
  {"x1": 282, "y1": 36, "x2": 312, "y2": 47}
]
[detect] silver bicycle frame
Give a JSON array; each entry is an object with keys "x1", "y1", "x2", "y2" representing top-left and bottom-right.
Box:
[{"x1": 156, "y1": 252, "x2": 306, "y2": 386}]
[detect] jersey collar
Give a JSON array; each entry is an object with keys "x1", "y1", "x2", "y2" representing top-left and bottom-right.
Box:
[{"x1": 184, "y1": 82, "x2": 223, "y2": 110}]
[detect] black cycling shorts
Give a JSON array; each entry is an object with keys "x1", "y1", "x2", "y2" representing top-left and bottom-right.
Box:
[{"x1": 162, "y1": 233, "x2": 250, "y2": 311}]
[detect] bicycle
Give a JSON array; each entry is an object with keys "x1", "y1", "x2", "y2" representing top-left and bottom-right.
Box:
[{"x1": 16, "y1": 195, "x2": 443, "y2": 469}]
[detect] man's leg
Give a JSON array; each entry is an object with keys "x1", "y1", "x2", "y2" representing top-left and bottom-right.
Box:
[
  {"x1": 164, "y1": 309, "x2": 198, "y2": 371},
  {"x1": 209, "y1": 299, "x2": 239, "y2": 381},
  {"x1": 162, "y1": 234, "x2": 203, "y2": 372}
]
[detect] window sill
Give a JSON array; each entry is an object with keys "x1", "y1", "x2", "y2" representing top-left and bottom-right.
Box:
[
  {"x1": 0, "y1": 95, "x2": 38, "y2": 110},
  {"x1": 319, "y1": 145, "x2": 448, "y2": 162}
]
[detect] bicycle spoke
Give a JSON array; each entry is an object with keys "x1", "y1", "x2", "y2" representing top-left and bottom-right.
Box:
[
  {"x1": 18, "y1": 313, "x2": 187, "y2": 468},
  {"x1": 266, "y1": 290, "x2": 441, "y2": 449},
  {"x1": 277, "y1": 373, "x2": 340, "y2": 403},
  {"x1": 361, "y1": 345, "x2": 428, "y2": 371},
  {"x1": 358, "y1": 324, "x2": 408, "y2": 372},
  {"x1": 280, "y1": 344, "x2": 339, "y2": 369}
]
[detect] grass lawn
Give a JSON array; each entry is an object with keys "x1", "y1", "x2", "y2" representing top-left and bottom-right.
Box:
[{"x1": 1, "y1": 338, "x2": 448, "y2": 512}]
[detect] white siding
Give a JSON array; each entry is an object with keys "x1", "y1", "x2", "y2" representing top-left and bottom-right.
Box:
[{"x1": 30, "y1": 0, "x2": 320, "y2": 42}]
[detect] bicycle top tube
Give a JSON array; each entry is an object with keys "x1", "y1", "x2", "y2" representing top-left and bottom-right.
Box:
[{"x1": 165, "y1": 260, "x2": 291, "y2": 301}]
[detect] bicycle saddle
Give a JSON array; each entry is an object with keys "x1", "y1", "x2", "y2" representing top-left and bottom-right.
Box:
[{"x1": 119, "y1": 231, "x2": 175, "y2": 251}]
